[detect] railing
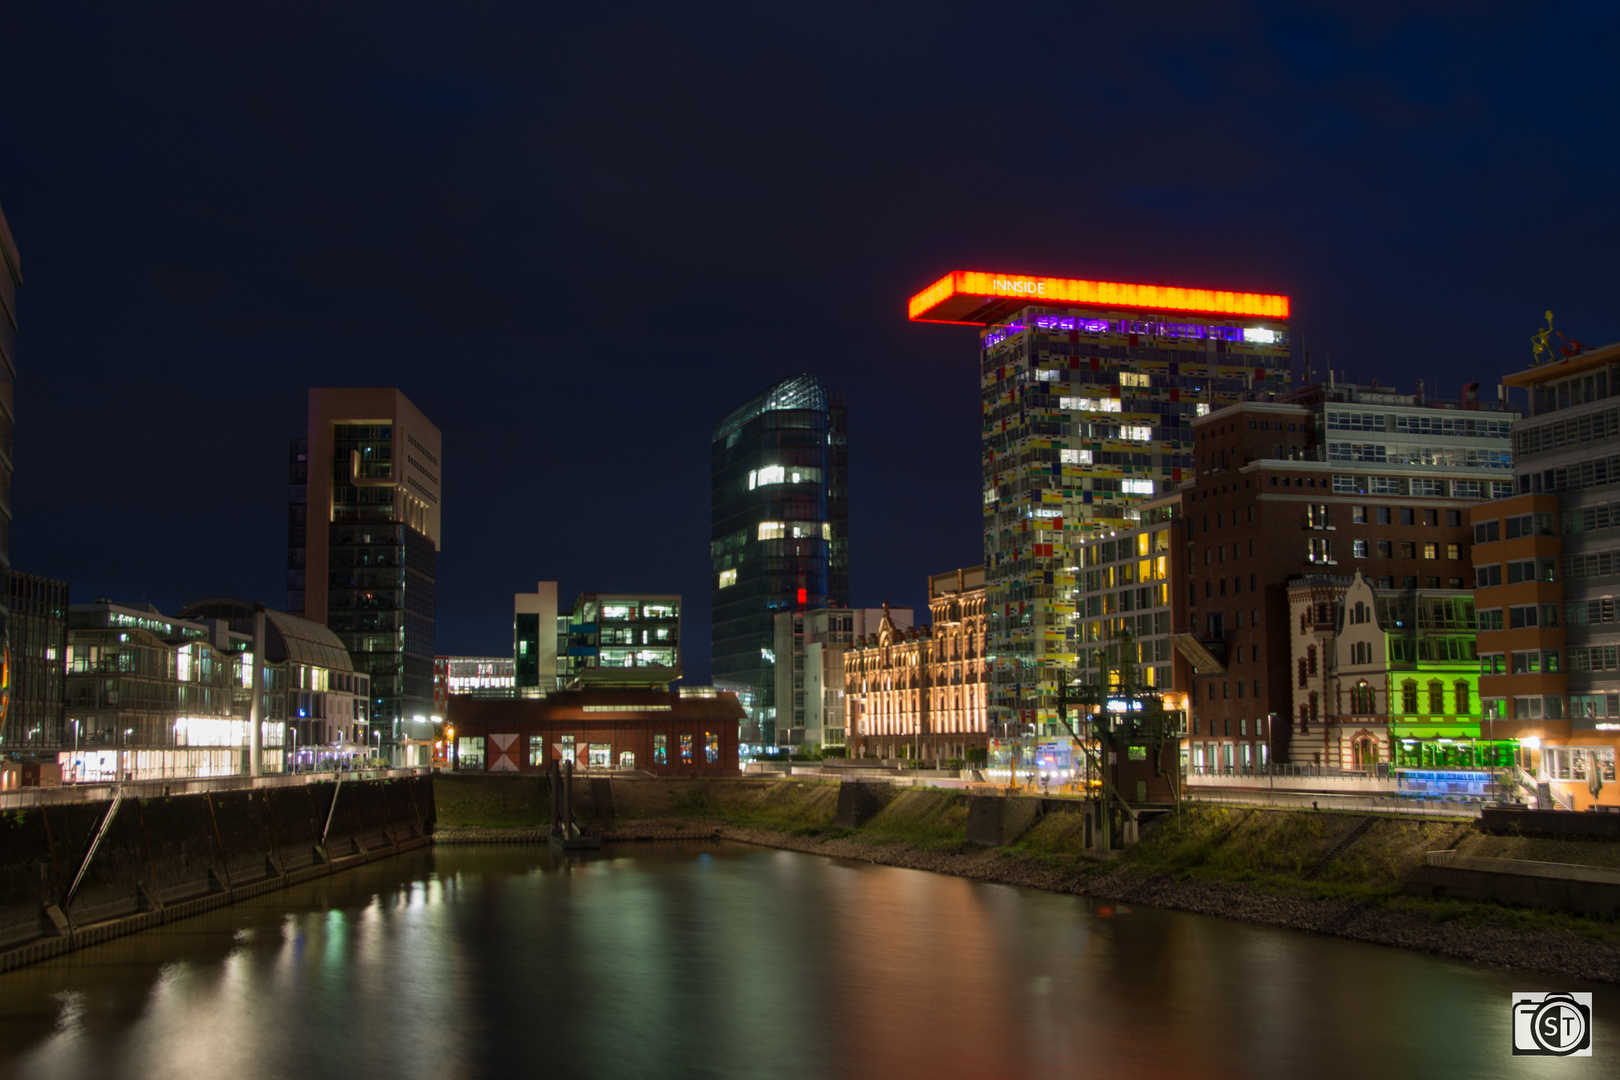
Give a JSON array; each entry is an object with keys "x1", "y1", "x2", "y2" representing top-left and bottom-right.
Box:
[
  {"x1": 0, "y1": 767, "x2": 431, "y2": 809},
  {"x1": 1187, "y1": 763, "x2": 1380, "y2": 780}
]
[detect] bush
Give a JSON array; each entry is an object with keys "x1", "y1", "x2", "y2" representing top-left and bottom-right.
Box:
[
  {"x1": 820, "y1": 746, "x2": 847, "y2": 758},
  {"x1": 965, "y1": 747, "x2": 988, "y2": 763},
  {"x1": 945, "y1": 758, "x2": 965, "y2": 771}
]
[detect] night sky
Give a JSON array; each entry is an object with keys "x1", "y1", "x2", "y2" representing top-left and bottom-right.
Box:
[{"x1": 3, "y1": 3, "x2": 1617, "y2": 682}]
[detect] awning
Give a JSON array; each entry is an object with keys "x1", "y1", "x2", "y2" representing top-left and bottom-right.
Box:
[
  {"x1": 1391, "y1": 726, "x2": 1484, "y2": 740},
  {"x1": 1171, "y1": 634, "x2": 1226, "y2": 674}
]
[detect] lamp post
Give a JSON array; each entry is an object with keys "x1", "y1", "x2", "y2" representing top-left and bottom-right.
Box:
[
  {"x1": 289, "y1": 724, "x2": 298, "y2": 774},
  {"x1": 373, "y1": 730, "x2": 381, "y2": 769},
  {"x1": 122, "y1": 727, "x2": 133, "y2": 783},
  {"x1": 71, "y1": 720, "x2": 79, "y2": 783}
]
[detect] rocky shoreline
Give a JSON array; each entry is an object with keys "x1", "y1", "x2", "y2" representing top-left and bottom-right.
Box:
[{"x1": 713, "y1": 825, "x2": 1620, "y2": 986}]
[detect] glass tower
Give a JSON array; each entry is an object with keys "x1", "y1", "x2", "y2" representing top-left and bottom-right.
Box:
[
  {"x1": 289, "y1": 389, "x2": 441, "y2": 765},
  {"x1": 710, "y1": 374, "x2": 847, "y2": 746}
]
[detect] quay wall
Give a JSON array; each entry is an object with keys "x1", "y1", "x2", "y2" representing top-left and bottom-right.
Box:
[{"x1": 0, "y1": 774, "x2": 433, "y2": 972}]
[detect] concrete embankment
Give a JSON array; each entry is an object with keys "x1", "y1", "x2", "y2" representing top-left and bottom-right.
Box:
[
  {"x1": 0, "y1": 774, "x2": 433, "y2": 973},
  {"x1": 435, "y1": 774, "x2": 1620, "y2": 983}
]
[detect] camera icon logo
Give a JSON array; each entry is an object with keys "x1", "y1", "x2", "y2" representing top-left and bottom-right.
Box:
[{"x1": 1512, "y1": 992, "x2": 1592, "y2": 1056}]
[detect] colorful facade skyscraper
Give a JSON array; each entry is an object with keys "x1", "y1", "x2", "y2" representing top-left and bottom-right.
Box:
[
  {"x1": 908, "y1": 270, "x2": 1291, "y2": 741},
  {"x1": 288, "y1": 388, "x2": 442, "y2": 765},
  {"x1": 710, "y1": 374, "x2": 848, "y2": 746}
]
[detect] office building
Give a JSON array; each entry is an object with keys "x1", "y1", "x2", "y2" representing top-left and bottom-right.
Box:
[
  {"x1": 434, "y1": 656, "x2": 517, "y2": 713},
  {"x1": 560, "y1": 592, "x2": 681, "y2": 687},
  {"x1": 774, "y1": 606, "x2": 910, "y2": 752},
  {"x1": 908, "y1": 271, "x2": 1290, "y2": 746},
  {"x1": 288, "y1": 388, "x2": 441, "y2": 765},
  {"x1": 177, "y1": 598, "x2": 372, "y2": 768},
  {"x1": 844, "y1": 567, "x2": 989, "y2": 763},
  {"x1": 1469, "y1": 342, "x2": 1620, "y2": 809},
  {"x1": 0, "y1": 203, "x2": 20, "y2": 687},
  {"x1": 711, "y1": 374, "x2": 847, "y2": 745},
  {"x1": 1177, "y1": 381, "x2": 1515, "y2": 772},
  {"x1": 3, "y1": 571, "x2": 67, "y2": 750},
  {"x1": 514, "y1": 581, "x2": 559, "y2": 695}
]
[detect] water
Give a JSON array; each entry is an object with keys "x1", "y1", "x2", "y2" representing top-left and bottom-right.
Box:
[{"x1": 0, "y1": 842, "x2": 1614, "y2": 1079}]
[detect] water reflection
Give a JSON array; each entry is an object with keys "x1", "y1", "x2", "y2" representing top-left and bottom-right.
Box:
[{"x1": 0, "y1": 842, "x2": 1613, "y2": 1079}]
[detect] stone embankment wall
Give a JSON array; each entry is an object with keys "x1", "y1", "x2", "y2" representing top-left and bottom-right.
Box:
[{"x1": 0, "y1": 774, "x2": 433, "y2": 972}]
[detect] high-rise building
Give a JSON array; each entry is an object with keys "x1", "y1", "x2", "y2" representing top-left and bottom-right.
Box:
[
  {"x1": 288, "y1": 388, "x2": 441, "y2": 765},
  {"x1": 434, "y1": 655, "x2": 516, "y2": 713},
  {"x1": 0, "y1": 202, "x2": 20, "y2": 692},
  {"x1": 1470, "y1": 342, "x2": 1620, "y2": 810},
  {"x1": 908, "y1": 271, "x2": 1291, "y2": 742},
  {"x1": 4, "y1": 571, "x2": 67, "y2": 750},
  {"x1": 774, "y1": 606, "x2": 910, "y2": 751},
  {"x1": 710, "y1": 374, "x2": 847, "y2": 745}
]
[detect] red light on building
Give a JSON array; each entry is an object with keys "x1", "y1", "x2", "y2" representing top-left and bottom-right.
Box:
[
  {"x1": 906, "y1": 270, "x2": 1290, "y2": 324},
  {"x1": 797, "y1": 588, "x2": 808, "y2": 606}
]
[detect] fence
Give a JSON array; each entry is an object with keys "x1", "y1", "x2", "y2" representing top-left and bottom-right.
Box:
[{"x1": 0, "y1": 767, "x2": 432, "y2": 810}]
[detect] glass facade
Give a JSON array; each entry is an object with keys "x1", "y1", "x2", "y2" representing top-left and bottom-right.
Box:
[
  {"x1": 980, "y1": 309, "x2": 1288, "y2": 736},
  {"x1": 559, "y1": 593, "x2": 681, "y2": 687},
  {"x1": 289, "y1": 390, "x2": 442, "y2": 764},
  {"x1": 710, "y1": 374, "x2": 847, "y2": 745},
  {"x1": 3, "y1": 572, "x2": 67, "y2": 748}
]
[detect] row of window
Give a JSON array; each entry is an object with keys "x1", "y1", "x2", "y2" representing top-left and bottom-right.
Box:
[
  {"x1": 1479, "y1": 650, "x2": 1561, "y2": 675},
  {"x1": 1477, "y1": 604, "x2": 1560, "y2": 630},
  {"x1": 1516, "y1": 402, "x2": 1620, "y2": 457},
  {"x1": 1332, "y1": 476, "x2": 1513, "y2": 499},
  {"x1": 1327, "y1": 411, "x2": 1513, "y2": 439},
  {"x1": 1475, "y1": 558, "x2": 1556, "y2": 586},
  {"x1": 1472, "y1": 511, "x2": 1556, "y2": 543},
  {"x1": 1326, "y1": 443, "x2": 1512, "y2": 469}
]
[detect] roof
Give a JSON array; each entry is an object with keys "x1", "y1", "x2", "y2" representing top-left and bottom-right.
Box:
[
  {"x1": 175, "y1": 597, "x2": 354, "y2": 671},
  {"x1": 448, "y1": 688, "x2": 745, "y2": 724},
  {"x1": 711, "y1": 374, "x2": 829, "y2": 440},
  {"x1": 906, "y1": 270, "x2": 1290, "y2": 325},
  {"x1": 1502, "y1": 339, "x2": 1620, "y2": 389}
]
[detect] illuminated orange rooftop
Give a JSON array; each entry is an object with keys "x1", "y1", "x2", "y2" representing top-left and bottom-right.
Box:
[{"x1": 907, "y1": 270, "x2": 1290, "y2": 325}]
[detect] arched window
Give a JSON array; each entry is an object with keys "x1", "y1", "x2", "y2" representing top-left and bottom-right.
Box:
[
  {"x1": 1454, "y1": 681, "x2": 1471, "y2": 714},
  {"x1": 1401, "y1": 681, "x2": 1418, "y2": 714},
  {"x1": 1354, "y1": 737, "x2": 1377, "y2": 767},
  {"x1": 1300, "y1": 612, "x2": 1308, "y2": 634},
  {"x1": 1298, "y1": 703, "x2": 1310, "y2": 733},
  {"x1": 1298, "y1": 658, "x2": 1308, "y2": 688},
  {"x1": 1317, "y1": 602, "x2": 1331, "y2": 624},
  {"x1": 1307, "y1": 645, "x2": 1318, "y2": 676},
  {"x1": 1309, "y1": 691, "x2": 1319, "y2": 726},
  {"x1": 1354, "y1": 681, "x2": 1375, "y2": 715},
  {"x1": 1428, "y1": 681, "x2": 1445, "y2": 716}
]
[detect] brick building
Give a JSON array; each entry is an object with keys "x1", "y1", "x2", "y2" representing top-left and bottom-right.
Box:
[
  {"x1": 845, "y1": 567, "x2": 988, "y2": 763},
  {"x1": 447, "y1": 687, "x2": 744, "y2": 776},
  {"x1": 1179, "y1": 381, "x2": 1515, "y2": 768}
]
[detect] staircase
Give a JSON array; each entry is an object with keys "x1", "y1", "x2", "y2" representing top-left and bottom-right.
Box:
[{"x1": 1304, "y1": 815, "x2": 1375, "y2": 880}]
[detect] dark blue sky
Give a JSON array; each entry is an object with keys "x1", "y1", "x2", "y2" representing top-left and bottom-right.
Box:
[{"x1": 3, "y1": 2, "x2": 1617, "y2": 681}]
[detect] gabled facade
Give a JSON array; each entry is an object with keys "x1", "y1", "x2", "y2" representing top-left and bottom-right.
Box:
[{"x1": 1284, "y1": 572, "x2": 1487, "y2": 772}]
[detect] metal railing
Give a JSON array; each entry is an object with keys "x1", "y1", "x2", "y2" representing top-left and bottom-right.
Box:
[{"x1": 0, "y1": 766, "x2": 431, "y2": 809}]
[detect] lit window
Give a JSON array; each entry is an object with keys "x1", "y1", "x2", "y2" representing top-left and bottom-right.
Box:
[
  {"x1": 718, "y1": 569, "x2": 737, "y2": 588},
  {"x1": 1122, "y1": 479, "x2": 1154, "y2": 494},
  {"x1": 1060, "y1": 448, "x2": 1093, "y2": 465},
  {"x1": 1120, "y1": 372, "x2": 1151, "y2": 388},
  {"x1": 1243, "y1": 327, "x2": 1277, "y2": 344},
  {"x1": 758, "y1": 521, "x2": 785, "y2": 540},
  {"x1": 1121, "y1": 425, "x2": 1153, "y2": 442}
]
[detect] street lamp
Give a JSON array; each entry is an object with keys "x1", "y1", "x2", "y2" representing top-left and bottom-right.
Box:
[
  {"x1": 372, "y1": 729, "x2": 381, "y2": 769},
  {"x1": 122, "y1": 727, "x2": 133, "y2": 783},
  {"x1": 70, "y1": 719, "x2": 79, "y2": 783}
]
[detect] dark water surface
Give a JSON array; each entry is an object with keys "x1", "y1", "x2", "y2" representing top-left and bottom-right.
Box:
[{"x1": 0, "y1": 842, "x2": 1614, "y2": 1079}]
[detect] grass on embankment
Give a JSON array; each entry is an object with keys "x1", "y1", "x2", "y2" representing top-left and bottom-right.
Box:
[
  {"x1": 435, "y1": 774, "x2": 551, "y2": 827},
  {"x1": 1040, "y1": 805, "x2": 1620, "y2": 941}
]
